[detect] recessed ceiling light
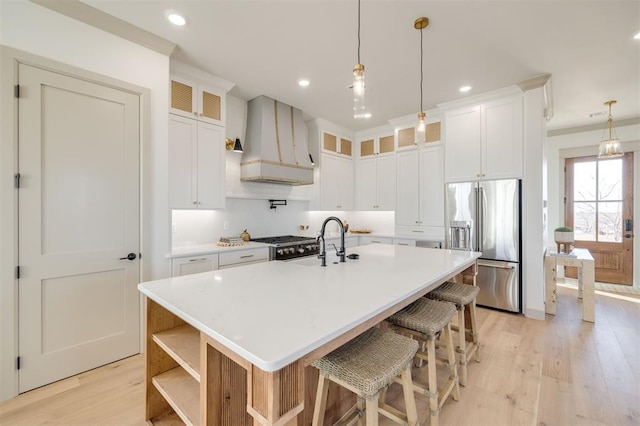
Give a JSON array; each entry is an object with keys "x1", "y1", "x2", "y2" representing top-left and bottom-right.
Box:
[
  {"x1": 363, "y1": 112, "x2": 372, "y2": 119},
  {"x1": 634, "y1": 31, "x2": 640, "y2": 40},
  {"x1": 167, "y1": 13, "x2": 186, "y2": 26},
  {"x1": 298, "y1": 79, "x2": 310, "y2": 87},
  {"x1": 459, "y1": 85, "x2": 472, "y2": 93}
]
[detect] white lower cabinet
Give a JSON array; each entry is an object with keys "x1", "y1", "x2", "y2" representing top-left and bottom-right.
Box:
[
  {"x1": 359, "y1": 236, "x2": 392, "y2": 245},
  {"x1": 172, "y1": 255, "x2": 218, "y2": 277},
  {"x1": 323, "y1": 236, "x2": 359, "y2": 250},
  {"x1": 393, "y1": 238, "x2": 416, "y2": 247},
  {"x1": 171, "y1": 248, "x2": 270, "y2": 276},
  {"x1": 218, "y1": 247, "x2": 269, "y2": 269}
]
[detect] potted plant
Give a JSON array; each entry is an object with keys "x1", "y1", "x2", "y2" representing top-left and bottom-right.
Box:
[{"x1": 554, "y1": 226, "x2": 574, "y2": 253}]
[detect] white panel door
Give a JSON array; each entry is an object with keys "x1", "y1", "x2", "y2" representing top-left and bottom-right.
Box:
[{"x1": 18, "y1": 64, "x2": 141, "y2": 392}]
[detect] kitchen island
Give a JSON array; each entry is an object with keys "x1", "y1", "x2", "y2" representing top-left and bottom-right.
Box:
[{"x1": 139, "y1": 244, "x2": 480, "y2": 425}]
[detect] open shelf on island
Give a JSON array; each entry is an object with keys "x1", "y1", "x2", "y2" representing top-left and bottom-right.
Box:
[
  {"x1": 152, "y1": 367, "x2": 200, "y2": 426},
  {"x1": 153, "y1": 324, "x2": 200, "y2": 381}
]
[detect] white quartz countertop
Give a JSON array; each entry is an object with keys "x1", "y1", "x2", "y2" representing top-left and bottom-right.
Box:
[{"x1": 140, "y1": 244, "x2": 480, "y2": 372}]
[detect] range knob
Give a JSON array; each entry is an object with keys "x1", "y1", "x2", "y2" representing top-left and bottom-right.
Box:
[
  {"x1": 297, "y1": 247, "x2": 305, "y2": 254},
  {"x1": 277, "y1": 249, "x2": 284, "y2": 255}
]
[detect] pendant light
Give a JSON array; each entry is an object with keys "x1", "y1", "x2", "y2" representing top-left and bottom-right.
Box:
[
  {"x1": 353, "y1": 0, "x2": 366, "y2": 119},
  {"x1": 597, "y1": 100, "x2": 624, "y2": 158},
  {"x1": 414, "y1": 17, "x2": 429, "y2": 145}
]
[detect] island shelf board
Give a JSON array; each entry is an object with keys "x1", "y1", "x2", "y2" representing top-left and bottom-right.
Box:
[
  {"x1": 152, "y1": 367, "x2": 200, "y2": 426},
  {"x1": 153, "y1": 325, "x2": 200, "y2": 381}
]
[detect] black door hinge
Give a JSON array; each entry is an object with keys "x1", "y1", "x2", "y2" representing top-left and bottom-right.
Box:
[
  {"x1": 16, "y1": 266, "x2": 21, "y2": 279},
  {"x1": 14, "y1": 85, "x2": 20, "y2": 98},
  {"x1": 16, "y1": 356, "x2": 21, "y2": 370},
  {"x1": 14, "y1": 173, "x2": 21, "y2": 189}
]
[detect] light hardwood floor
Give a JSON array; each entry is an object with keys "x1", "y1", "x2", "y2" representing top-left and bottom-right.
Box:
[{"x1": 1, "y1": 284, "x2": 638, "y2": 426}]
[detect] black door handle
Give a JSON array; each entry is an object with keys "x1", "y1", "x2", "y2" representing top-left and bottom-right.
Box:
[
  {"x1": 119, "y1": 253, "x2": 137, "y2": 261},
  {"x1": 624, "y1": 234, "x2": 633, "y2": 239}
]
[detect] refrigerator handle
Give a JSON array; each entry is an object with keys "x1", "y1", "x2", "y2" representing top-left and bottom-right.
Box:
[{"x1": 478, "y1": 186, "x2": 484, "y2": 252}]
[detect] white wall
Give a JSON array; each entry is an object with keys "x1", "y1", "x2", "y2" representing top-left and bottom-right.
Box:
[
  {"x1": 0, "y1": 0, "x2": 170, "y2": 401},
  {"x1": 171, "y1": 203, "x2": 395, "y2": 249},
  {"x1": 547, "y1": 122, "x2": 640, "y2": 287},
  {"x1": 522, "y1": 86, "x2": 548, "y2": 320}
]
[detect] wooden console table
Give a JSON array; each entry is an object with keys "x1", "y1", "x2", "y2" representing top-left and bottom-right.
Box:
[{"x1": 544, "y1": 248, "x2": 595, "y2": 322}]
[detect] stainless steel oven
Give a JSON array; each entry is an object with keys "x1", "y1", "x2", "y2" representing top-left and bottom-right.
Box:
[{"x1": 250, "y1": 235, "x2": 319, "y2": 261}]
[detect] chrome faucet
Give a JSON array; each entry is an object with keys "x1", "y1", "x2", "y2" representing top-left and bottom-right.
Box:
[{"x1": 317, "y1": 216, "x2": 346, "y2": 266}]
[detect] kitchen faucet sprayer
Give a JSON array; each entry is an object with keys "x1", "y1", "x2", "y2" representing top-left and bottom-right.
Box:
[{"x1": 317, "y1": 216, "x2": 346, "y2": 266}]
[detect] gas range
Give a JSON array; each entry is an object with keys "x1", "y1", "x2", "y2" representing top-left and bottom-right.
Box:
[{"x1": 250, "y1": 235, "x2": 319, "y2": 261}]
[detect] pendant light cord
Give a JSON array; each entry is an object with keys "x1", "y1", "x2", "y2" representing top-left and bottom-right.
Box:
[
  {"x1": 357, "y1": 0, "x2": 361, "y2": 64},
  {"x1": 420, "y1": 26, "x2": 424, "y2": 113}
]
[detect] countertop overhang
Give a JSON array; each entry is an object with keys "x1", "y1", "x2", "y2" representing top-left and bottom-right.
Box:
[{"x1": 140, "y1": 244, "x2": 480, "y2": 371}]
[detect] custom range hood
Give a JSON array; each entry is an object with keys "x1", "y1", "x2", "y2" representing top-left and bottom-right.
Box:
[{"x1": 241, "y1": 96, "x2": 314, "y2": 185}]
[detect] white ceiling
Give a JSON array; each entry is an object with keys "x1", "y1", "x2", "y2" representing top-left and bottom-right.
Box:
[{"x1": 82, "y1": 0, "x2": 640, "y2": 133}]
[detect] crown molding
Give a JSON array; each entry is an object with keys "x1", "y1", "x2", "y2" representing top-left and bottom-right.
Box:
[{"x1": 29, "y1": 0, "x2": 176, "y2": 56}]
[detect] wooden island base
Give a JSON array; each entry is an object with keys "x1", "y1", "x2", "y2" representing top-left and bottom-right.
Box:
[{"x1": 145, "y1": 298, "x2": 356, "y2": 426}]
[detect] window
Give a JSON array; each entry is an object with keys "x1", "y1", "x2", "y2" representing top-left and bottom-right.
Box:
[{"x1": 569, "y1": 157, "x2": 623, "y2": 242}]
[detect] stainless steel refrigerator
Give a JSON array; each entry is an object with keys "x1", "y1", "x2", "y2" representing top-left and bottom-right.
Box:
[{"x1": 445, "y1": 179, "x2": 521, "y2": 312}]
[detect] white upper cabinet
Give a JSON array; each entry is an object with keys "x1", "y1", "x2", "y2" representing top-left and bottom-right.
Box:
[
  {"x1": 319, "y1": 153, "x2": 354, "y2": 210},
  {"x1": 356, "y1": 155, "x2": 396, "y2": 210},
  {"x1": 396, "y1": 146, "x2": 445, "y2": 237},
  {"x1": 322, "y1": 131, "x2": 353, "y2": 157},
  {"x1": 169, "y1": 115, "x2": 225, "y2": 209},
  {"x1": 170, "y1": 76, "x2": 225, "y2": 127},
  {"x1": 356, "y1": 130, "x2": 396, "y2": 210},
  {"x1": 358, "y1": 134, "x2": 394, "y2": 157},
  {"x1": 444, "y1": 92, "x2": 523, "y2": 182}
]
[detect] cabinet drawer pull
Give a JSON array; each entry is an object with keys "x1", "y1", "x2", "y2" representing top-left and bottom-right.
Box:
[
  {"x1": 398, "y1": 243, "x2": 409, "y2": 246},
  {"x1": 189, "y1": 257, "x2": 208, "y2": 262},
  {"x1": 412, "y1": 230, "x2": 424, "y2": 233},
  {"x1": 240, "y1": 254, "x2": 255, "y2": 259}
]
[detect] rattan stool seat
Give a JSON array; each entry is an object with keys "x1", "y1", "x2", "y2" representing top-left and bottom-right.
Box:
[
  {"x1": 428, "y1": 281, "x2": 480, "y2": 307},
  {"x1": 387, "y1": 297, "x2": 456, "y2": 337},
  {"x1": 312, "y1": 327, "x2": 418, "y2": 398},
  {"x1": 385, "y1": 297, "x2": 460, "y2": 426},
  {"x1": 312, "y1": 327, "x2": 420, "y2": 425}
]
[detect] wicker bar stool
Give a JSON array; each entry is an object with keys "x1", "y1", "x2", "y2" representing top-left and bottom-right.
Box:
[
  {"x1": 426, "y1": 281, "x2": 480, "y2": 386},
  {"x1": 386, "y1": 298, "x2": 460, "y2": 426},
  {"x1": 312, "y1": 327, "x2": 419, "y2": 426}
]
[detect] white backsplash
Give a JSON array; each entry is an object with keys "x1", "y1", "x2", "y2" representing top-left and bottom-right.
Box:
[{"x1": 172, "y1": 201, "x2": 395, "y2": 249}]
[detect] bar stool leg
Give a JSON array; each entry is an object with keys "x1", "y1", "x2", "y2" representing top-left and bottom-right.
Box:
[
  {"x1": 456, "y1": 306, "x2": 469, "y2": 387},
  {"x1": 312, "y1": 374, "x2": 329, "y2": 426},
  {"x1": 469, "y1": 301, "x2": 480, "y2": 363},
  {"x1": 443, "y1": 323, "x2": 460, "y2": 402},
  {"x1": 357, "y1": 397, "x2": 365, "y2": 426},
  {"x1": 365, "y1": 395, "x2": 379, "y2": 426},
  {"x1": 400, "y1": 366, "x2": 419, "y2": 426},
  {"x1": 427, "y1": 337, "x2": 439, "y2": 426}
]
